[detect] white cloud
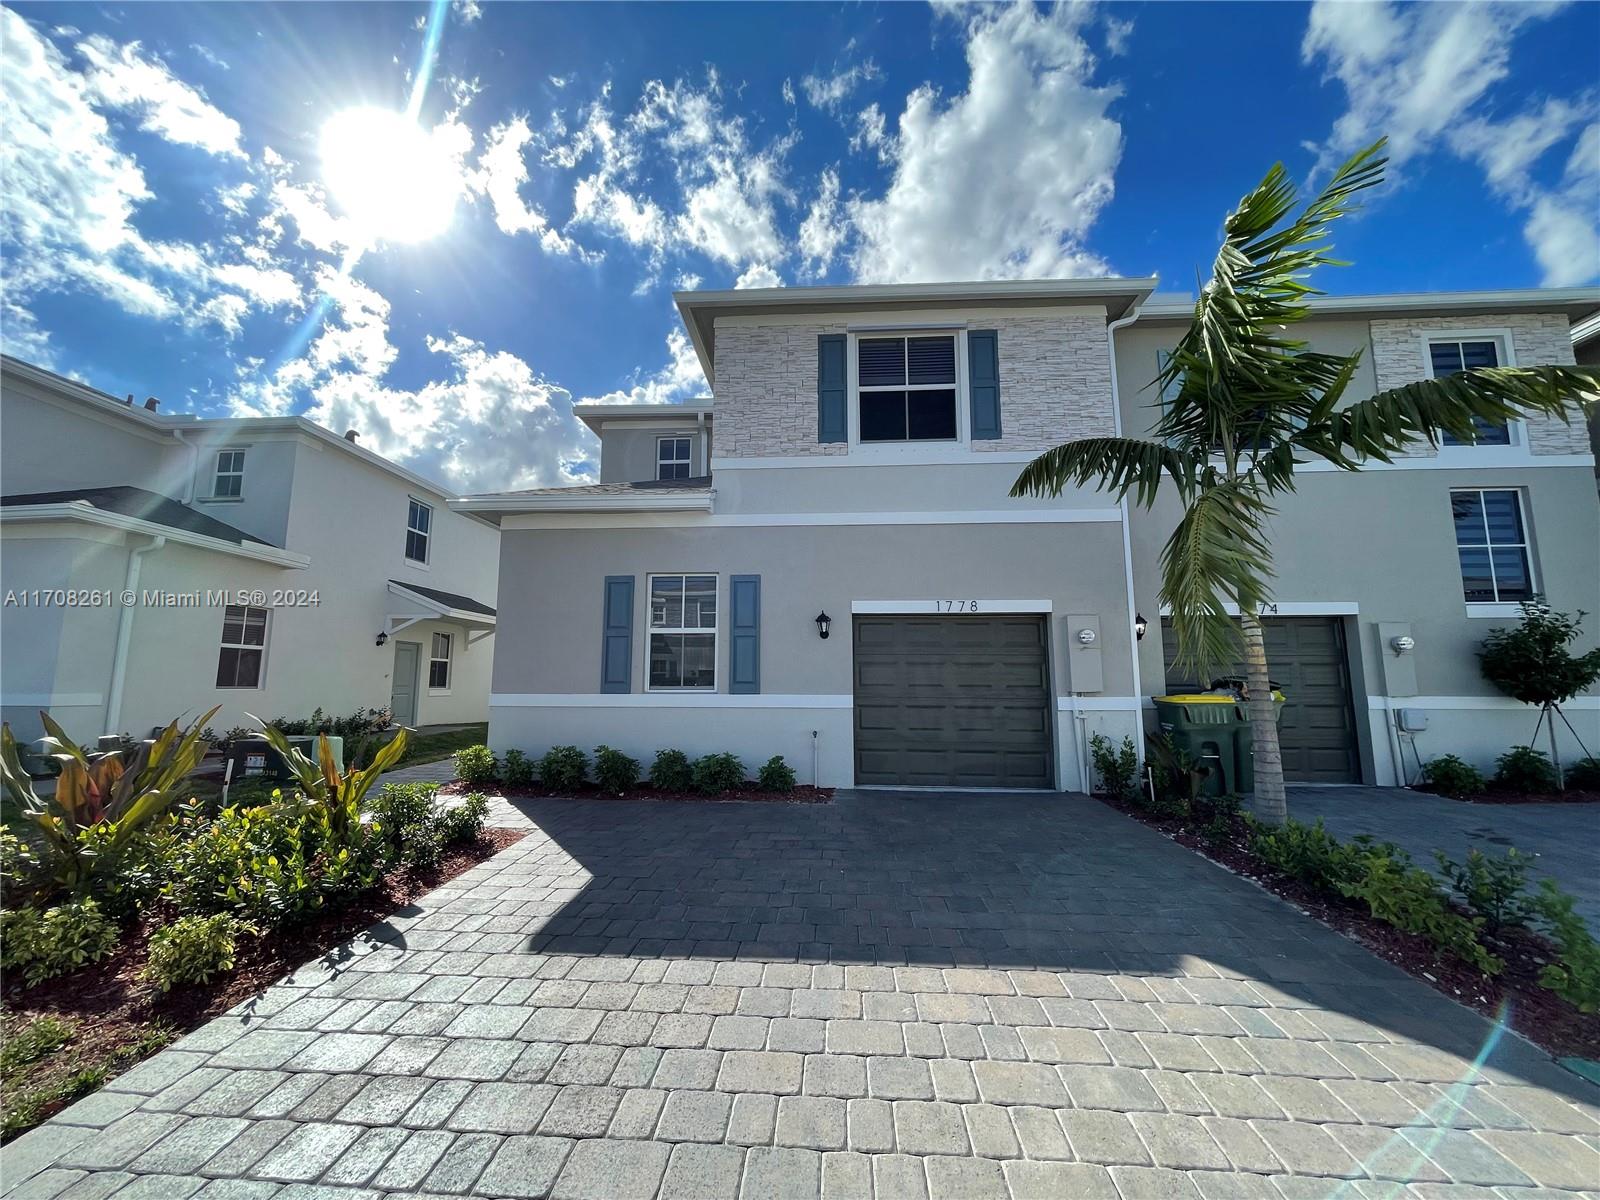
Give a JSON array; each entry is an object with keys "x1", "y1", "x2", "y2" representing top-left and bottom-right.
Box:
[
  {"x1": 734, "y1": 262, "x2": 782, "y2": 289},
  {"x1": 782, "y1": 78, "x2": 796, "y2": 107},
  {"x1": 468, "y1": 116, "x2": 596, "y2": 258},
  {"x1": 798, "y1": 168, "x2": 846, "y2": 276},
  {"x1": 674, "y1": 271, "x2": 703, "y2": 290},
  {"x1": 802, "y1": 60, "x2": 880, "y2": 112},
  {"x1": 850, "y1": 103, "x2": 890, "y2": 159},
  {"x1": 452, "y1": 0, "x2": 483, "y2": 23},
  {"x1": 76, "y1": 34, "x2": 244, "y2": 158},
  {"x1": 1102, "y1": 15, "x2": 1134, "y2": 56},
  {"x1": 578, "y1": 326, "x2": 706, "y2": 406},
  {"x1": 1303, "y1": 0, "x2": 1597, "y2": 286},
  {"x1": 847, "y1": 3, "x2": 1120, "y2": 283}
]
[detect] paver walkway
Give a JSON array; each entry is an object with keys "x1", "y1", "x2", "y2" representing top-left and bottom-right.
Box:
[
  {"x1": 6, "y1": 791, "x2": 1598, "y2": 1200},
  {"x1": 1288, "y1": 785, "x2": 1600, "y2": 932}
]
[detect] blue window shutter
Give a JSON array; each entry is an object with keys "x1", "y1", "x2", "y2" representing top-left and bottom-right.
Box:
[
  {"x1": 968, "y1": 329, "x2": 1001, "y2": 440},
  {"x1": 817, "y1": 334, "x2": 847, "y2": 443},
  {"x1": 600, "y1": 576, "x2": 634, "y2": 694},
  {"x1": 729, "y1": 575, "x2": 761, "y2": 694}
]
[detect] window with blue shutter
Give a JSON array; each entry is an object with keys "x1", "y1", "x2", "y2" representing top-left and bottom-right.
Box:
[
  {"x1": 729, "y1": 575, "x2": 760, "y2": 694},
  {"x1": 817, "y1": 334, "x2": 847, "y2": 443},
  {"x1": 600, "y1": 576, "x2": 634, "y2": 693},
  {"x1": 967, "y1": 329, "x2": 1001, "y2": 440}
]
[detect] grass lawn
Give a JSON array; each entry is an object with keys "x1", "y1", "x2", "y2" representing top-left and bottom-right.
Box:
[{"x1": 399, "y1": 723, "x2": 487, "y2": 766}]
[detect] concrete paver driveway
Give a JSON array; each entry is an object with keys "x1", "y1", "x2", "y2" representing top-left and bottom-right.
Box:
[{"x1": 7, "y1": 791, "x2": 1599, "y2": 1200}]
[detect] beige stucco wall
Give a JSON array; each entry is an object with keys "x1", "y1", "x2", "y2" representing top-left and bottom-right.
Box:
[{"x1": 597, "y1": 422, "x2": 712, "y2": 484}]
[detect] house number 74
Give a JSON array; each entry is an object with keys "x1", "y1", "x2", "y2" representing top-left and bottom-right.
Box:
[{"x1": 934, "y1": 600, "x2": 979, "y2": 612}]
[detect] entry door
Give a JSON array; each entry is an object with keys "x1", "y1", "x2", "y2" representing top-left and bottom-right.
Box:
[
  {"x1": 853, "y1": 615, "x2": 1053, "y2": 788},
  {"x1": 391, "y1": 641, "x2": 420, "y2": 726}
]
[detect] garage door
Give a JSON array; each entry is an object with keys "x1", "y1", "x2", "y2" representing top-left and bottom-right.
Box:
[
  {"x1": 1162, "y1": 616, "x2": 1361, "y2": 784},
  {"x1": 853, "y1": 615, "x2": 1053, "y2": 788}
]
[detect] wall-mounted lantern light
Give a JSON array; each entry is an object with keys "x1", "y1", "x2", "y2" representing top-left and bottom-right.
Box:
[
  {"x1": 1390, "y1": 635, "x2": 1415, "y2": 656},
  {"x1": 815, "y1": 611, "x2": 832, "y2": 640},
  {"x1": 1077, "y1": 628, "x2": 1097, "y2": 646},
  {"x1": 375, "y1": 631, "x2": 389, "y2": 648},
  {"x1": 1134, "y1": 613, "x2": 1149, "y2": 642}
]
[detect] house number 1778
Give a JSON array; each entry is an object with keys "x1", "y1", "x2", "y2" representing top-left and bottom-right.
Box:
[{"x1": 933, "y1": 600, "x2": 979, "y2": 612}]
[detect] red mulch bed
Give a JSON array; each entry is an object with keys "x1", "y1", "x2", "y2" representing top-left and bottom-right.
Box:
[
  {"x1": 1411, "y1": 784, "x2": 1600, "y2": 806},
  {"x1": 1, "y1": 828, "x2": 525, "y2": 1140},
  {"x1": 442, "y1": 780, "x2": 834, "y2": 805},
  {"x1": 1097, "y1": 796, "x2": 1600, "y2": 1062}
]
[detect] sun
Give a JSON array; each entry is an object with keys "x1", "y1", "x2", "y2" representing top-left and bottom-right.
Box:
[{"x1": 320, "y1": 107, "x2": 460, "y2": 244}]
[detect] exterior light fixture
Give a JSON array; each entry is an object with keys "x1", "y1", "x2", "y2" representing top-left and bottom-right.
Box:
[
  {"x1": 1077, "y1": 628, "x2": 1097, "y2": 646},
  {"x1": 1390, "y1": 635, "x2": 1415, "y2": 655},
  {"x1": 815, "y1": 611, "x2": 832, "y2": 640},
  {"x1": 1134, "y1": 613, "x2": 1149, "y2": 641},
  {"x1": 375, "y1": 631, "x2": 389, "y2": 648}
]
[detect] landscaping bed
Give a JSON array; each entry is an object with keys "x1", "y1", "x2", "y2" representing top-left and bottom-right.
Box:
[
  {"x1": 1412, "y1": 784, "x2": 1600, "y2": 806},
  {"x1": 1096, "y1": 789, "x2": 1600, "y2": 1061},
  {"x1": 1, "y1": 827, "x2": 522, "y2": 1141},
  {"x1": 452, "y1": 743, "x2": 829, "y2": 803},
  {"x1": 440, "y1": 779, "x2": 832, "y2": 805}
]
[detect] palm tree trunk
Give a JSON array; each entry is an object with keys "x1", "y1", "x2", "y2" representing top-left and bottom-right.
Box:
[{"x1": 1239, "y1": 612, "x2": 1288, "y2": 824}]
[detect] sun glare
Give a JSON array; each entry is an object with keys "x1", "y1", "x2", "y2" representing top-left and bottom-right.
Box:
[{"x1": 320, "y1": 107, "x2": 459, "y2": 244}]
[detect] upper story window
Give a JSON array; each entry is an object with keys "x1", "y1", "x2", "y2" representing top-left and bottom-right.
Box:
[
  {"x1": 429, "y1": 632, "x2": 452, "y2": 690},
  {"x1": 213, "y1": 449, "x2": 245, "y2": 498},
  {"x1": 216, "y1": 605, "x2": 268, "y2": 688},
  {"x1": 648, "y1": 573, "x2": 716, "y2": 690},
  {"x1": 658, "y1": 437, "x2": 692, "y2": 480},
  {"x1": 857, "y1": 334, "x2": 958, "y2": 443},
  {"x1": 1428, "y1": 337, "x2": 1513, "y2": 446},
  {"x1": 1451, "y1": 488, "x2": 1533, "y2": 604},
  {"x1": 405, "y1": 498, "x2": 432, "y2": 564}
]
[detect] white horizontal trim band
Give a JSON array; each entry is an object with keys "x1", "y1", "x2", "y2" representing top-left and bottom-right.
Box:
[
  {"x1": 719, "y1": 510, "x2": 1121, "y2": 527},
  {"x1": 491, "y1": 693, "x2": 854, "y2": 709},
  {"x1": 1058, "y1": 697, "x2": 1144, "y2": 711},
  {"x1": 0, "y1": 503, "x2": 311, "y2": 568},
  {"x1": 711, "y1": 454, "x2": 1042, "y2": 469},
  {"x1": 853, "y1": 599, "x2": 1053, "y2": 614},
  {"x1": 2, "y1": 693, "x2": 104, "y2": 708},
  {"x1": 1157, "y1": 601, "x2": 1360, "y2": 617},
  {"x1": 1367, "y1": 695, "x2": 1600, "y2": 712}
]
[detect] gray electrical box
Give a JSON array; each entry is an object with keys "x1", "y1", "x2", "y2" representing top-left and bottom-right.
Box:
[{"x1": 1397, "y1": 708, "x2": 1429, "y2": 733}]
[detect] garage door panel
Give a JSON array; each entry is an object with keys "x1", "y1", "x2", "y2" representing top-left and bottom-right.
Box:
[{"x1": 853, "y1": 615, "x2": 1053, "y2": 789}]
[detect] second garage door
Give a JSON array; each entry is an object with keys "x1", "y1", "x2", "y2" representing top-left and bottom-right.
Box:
[
  {"x1": 853, "y1": 615, "x2": 1053, "y2": 788},
  {"x1": 1162, "y1": 616, "x2": 1361, "y2": 784}
]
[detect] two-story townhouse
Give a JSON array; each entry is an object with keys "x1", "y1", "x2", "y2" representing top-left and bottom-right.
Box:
[
  {"x1": 0, "y1": 356, "x2": 499, "y2": 743},
  {"x1": 461, "y1": 280, "x2": 1600, "y2": 794}
]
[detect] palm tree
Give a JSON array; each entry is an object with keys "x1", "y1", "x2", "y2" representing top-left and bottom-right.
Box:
[{"x1": 1013, "y1": 139, "x2": 1599, "y2": 824}]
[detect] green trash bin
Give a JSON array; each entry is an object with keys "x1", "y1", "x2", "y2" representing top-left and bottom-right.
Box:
[
  {"x1": 1152, "y1": 694, "x2": 1245, "y2": 796},
  {"x1": 1204, "y1": 681, "x2": 1286, "y2": 795}
]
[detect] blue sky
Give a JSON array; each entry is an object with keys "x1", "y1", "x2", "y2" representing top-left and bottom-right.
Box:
[{"x1": 4, "y1": 1, "x2": 1597, "y2": 493}]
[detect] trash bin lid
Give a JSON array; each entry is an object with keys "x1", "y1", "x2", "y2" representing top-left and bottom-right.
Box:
[{"x1": 1155, "y1": 694, "x2": 1237, "y2": 704}]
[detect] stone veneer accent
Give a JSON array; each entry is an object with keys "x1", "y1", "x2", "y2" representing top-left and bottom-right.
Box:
[
  {"x1": 713, "y1": 313, "x2": 1113, "y2": 458},
  {"x1": 1369, "y1": 313, "x2": 1586, "y2": 456}
]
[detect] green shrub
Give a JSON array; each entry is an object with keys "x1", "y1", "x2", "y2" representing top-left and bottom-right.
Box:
[
  {"x1": 1193, "y1": 793, "x2": 1243, "y2": 845},
  {"x1": 501, "y1": 749, "x2": 535, "y2": 788},
  {"x1": 1143, "y1": 734, "x2": 1205, "y2": 819},
  {"x1": 453, "y1": 744, "x2": 498, "y2": 785},
  {"x1": 1531, "y1": 879, "x2": 1600, "y2": 1012},
  {"x1": 0, "y1": 1015, "x2": 73, "y2": 1075},
  {"x1": 1493, "y1": 745, "x2": 1558, "y2": 793},
  {"x1": 1434, "y1": 847, "x2": 1535, "y2": 935},
  {"x1": 438, "y1": 793, "x2": 488, "y2": 844},
  {"x1": 692, "y1": 753, "x2": 746, "y2": 795},
  {"x1": 1418, "y1": 754, "x2": 1485, "y2": 798},
  {"x1": 539, "y1": 745, "x2": 588, "y2": 791},
  {"x1": 1249, "y1": 818, "x2": 1372, "y2": 893},
  {"x1": 1337, "y1": 850, "x2": 1501, "y2": 976},
  {"x1": 1564, "y1": 756, "x2": 1600, "y2": 791},
  {"x1": 369, "y1": 783, "x2": 441, "y2": 869},
  {"x1": 593, "y1": 746, "x2": 640, "y2": 793},
  {"x1": 143, "y1": 913, "x2": 255, "y2": 992},
  {"x1": 757, "y1": 756, "x2": 797, "y2": 793},
  {"x1": 0, "y1": 900, "x2": 119, "y2": 986},
  {"x1": 1089, "y1": 734, "x2": 1140, "y2": 803},
  {"x1": 650, "y1": 749, "x2": 693, "y2": 792}
]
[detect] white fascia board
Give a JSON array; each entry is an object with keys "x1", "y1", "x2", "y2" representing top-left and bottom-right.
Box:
[
  {"x1": 385, "y1": 581, "x2": 496, "y2": 628},
  {"x1": 496, "y1": 507, "x2": 1122, "y2": 531},
  {"x1": 574, "y1": 402, "x2": 713, "y2": 436},
  {"x1": 1572, "y1": 311, "x2": 1600, "y2": 346},
  {"x1": 853, "y1": 598, "x2": 1053, "y2": 614},
  {"x1": 1139, "y1": 287, "x2": 1600, "y2": 322},
  {"x1": 0, "y1": 502, "x2": 311, "y2": 568},
  {"x1": 450, "y1": 490, "x2": 715, "y2": 516}
]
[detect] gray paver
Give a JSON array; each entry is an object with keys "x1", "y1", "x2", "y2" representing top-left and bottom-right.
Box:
[
  {"x1": 473, "y1": 1135, "x2": 573, "y2": 1198},
  {"x1": 739, "y1": 1146, "x2": 820, "y2": 1200},
  {"x1": 775, "y1": 1095, "x2": 846, "y2": 1150},
  {"x1": 552, "y1": 1138, "x2": 670, "y2": 1200},
  {"x1": 892, "y1": 1101, "x2": 968, "y2": 1156},
  {"x1": 660, "y1": 1143, "x2": 744, "y2": 1200},
  {"x1": 1002, "y1": 1160, "x2": 1118, "y2": 1200},
  {"x1": 658, "y1": 1089, "x2": 733, "y2": 1143}
]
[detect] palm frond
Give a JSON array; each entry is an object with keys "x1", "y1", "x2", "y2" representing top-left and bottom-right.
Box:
[
  {"x1": 1159, "y1": 482, "x2": 1275, "y2": 677},
  {"x1": 1010, "y1": 437, "x2": 1187, "y2": 509}
]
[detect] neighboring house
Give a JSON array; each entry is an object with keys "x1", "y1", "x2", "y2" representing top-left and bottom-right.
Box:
[
  {"x1": 458, "y1": 281, "x2": 1600, "y2": 791},
  {"x1": 1572, "y1": 312, "x2": 1600, "y2": 469},
  {"x1": 0, "y1": 356, "x2": 499, "y2": 744}
]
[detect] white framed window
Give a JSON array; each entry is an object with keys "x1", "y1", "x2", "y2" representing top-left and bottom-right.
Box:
[
  {"x1": 405, "y1": 498, "x2": 432, "y2": 564},
  {"x1": 1451, "y1": 488, "x2": 1534, "y2": 604},
  {"x1": 216, "y1": 605, "x2": 268, "y2": 689},
  {"x1": 1425, "y1": 334, "x2": 1517, "y2": 447},
  {"x1": 657, "y1": 436, "x2": 692, "y2": 480},
  {"x1": 428, "y1": 632, "x2": 452, "y2": 690},
  {"x1": 854, "y1": 333, "x2": 961, "y2": 444},
  {"x1": 647, "y1": 573, "x2": 717, "y2": 690},
  {"x1": 213, "y1": 448, "x2": 246, "y2": 498}
]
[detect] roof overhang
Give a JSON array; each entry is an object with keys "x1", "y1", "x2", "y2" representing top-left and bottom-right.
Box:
[
  {"x1": 385, "y1": 580, "x2": 496, "y2": 632},
  {"x1": 1139, "y1": 287, "x2": 1600, "y2": 324},
  {"x1": 0, "y1": 501, "x2": 311, "y2": 567},
  {"x1": 574, "y1": 402, "x2": 713, "y2": 437},
  {"x1": 449, "y1": 489, "x2": 714, "y2": 523},
  {"x1": 1572, "y1": 311, "x2": 1600, "y2": 350},
  {"x1": 674, "y1": 277, "x2": 1160, "y2": 388}
]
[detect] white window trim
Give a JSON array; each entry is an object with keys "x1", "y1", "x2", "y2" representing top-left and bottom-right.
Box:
[
  {"x1": 405, "y1": 497, "x2": 433, "y2": 568},
  {"x1": 209, "y1": 447, "x2": 247, "y2": 502},
  {"x1": 847, "y1": 329, "x2": 969, "y2": 456},
  {"x1": 428, "y1": 631, "x2": 453, "y2": 694},
  {"x1": 1420, "y1": 329, "x2": 1527, "y2": 453},
  {"x1": 1451, "y1": 486, "x2": 1536, "y2": 611},
  {"x1": 644, "y1": 571, "x2": 719, "y2": 693},
  {"x1": 217, "y1": 604, "x2": 270, "y2": 690},
  {"x1": 657, "y1": 435, "x2": 693, "y2": 481}
]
